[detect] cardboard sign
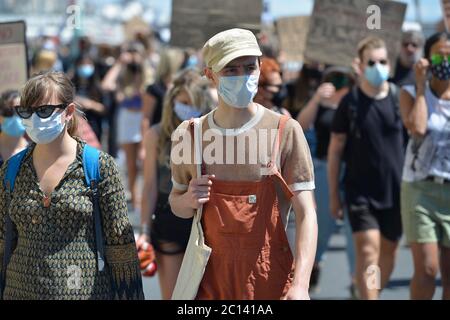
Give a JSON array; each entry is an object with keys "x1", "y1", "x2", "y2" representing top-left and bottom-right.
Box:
[
  {"x1": 124, "y1": 16, "x2": 151, "y2": 41},
  {"x1": 0, "y1": 21, "x2": 28, "y2": 93},
  {"x1": 170, "y1": 0, "x2": 262, "y2": 49},
  {"x1": 276, "y1": 16, "x2": 310, "y2": 62},
  {"x1": 441, "y1": 0, "x2": 450, "y2": 32},
  {"x1": 304, "y1": 0, "x2": 407, "y2": 68}
]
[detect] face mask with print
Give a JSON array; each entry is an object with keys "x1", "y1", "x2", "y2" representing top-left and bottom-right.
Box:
[
  {"x1": 2, "y1": 115, "x2": 26, "y2": 137},
  {"x1": 218, "y1": 73, "x2": 259, "y2": 108},
  {"x1": 364, "y1": 63, "x2": 389, "y2": 87},
  {"x1": 174, "y1": 102, "x2": 202, "y2": 121},
  {"x1": 77, "y1": 64, "x2": 95, "y2": 79},
  {"x1": 431, "y1": 59, "x2": 450, "y2": 81},
  {"x1": 22, "y1": 110, "x2": 66, "y2": 144}
]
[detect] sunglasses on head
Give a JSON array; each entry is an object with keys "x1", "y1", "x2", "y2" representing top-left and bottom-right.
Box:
[
  {"x1": 431, "y1": 54, "x2": 450, "y2": 66},
  {"x1": 367, "y1": 59, "x2": 388, "y2": 67},
  {"x1": 15, "y1": 103, "x2": 68, "y2": 119}
]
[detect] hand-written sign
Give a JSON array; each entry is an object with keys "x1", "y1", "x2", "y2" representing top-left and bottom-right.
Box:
[
  {"x1": 276, "y1": 16, "x2": 310, "y2": 62},
  {"x1": 0, "y1": 21, "x2": 28, "y2": 93},
  {"x1": 305, "y1": 0, "x2": 406, "y2": 68},
  {"x1": 170, "y1": 0, "x2": 262, "y2": 49}
]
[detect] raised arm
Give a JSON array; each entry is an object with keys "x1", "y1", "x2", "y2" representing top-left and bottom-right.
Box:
[{"x1": 399, "y1": 58, "x2": 429, "y2": 137}]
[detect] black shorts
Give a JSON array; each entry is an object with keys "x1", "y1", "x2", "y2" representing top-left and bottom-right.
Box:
[
  {"x1": 151, "y1": 193, "x2": 193, "y2": 255},
  {"x1": 347, "y1": 203, "x2": 402, "y2": 242}
]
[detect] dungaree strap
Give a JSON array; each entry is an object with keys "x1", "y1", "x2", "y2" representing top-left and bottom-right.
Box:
[{"x1": 269, "y1": 115, "x2": 294, "y2": 199}]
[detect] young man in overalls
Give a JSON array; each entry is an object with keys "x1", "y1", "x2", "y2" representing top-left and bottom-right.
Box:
[{"x1": 169, "y1": 28, "x2": 317, "y2": 300}]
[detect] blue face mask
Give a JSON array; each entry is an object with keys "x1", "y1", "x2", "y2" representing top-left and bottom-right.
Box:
[
  {"x1": 77, "y1": 64, "x2": 95, "y2": 79},
  {"x1": 2, "y1": 115, "x2": 26, "y2": 137},
  {"x1": 218, "y1": 74, "x2": 259, "y2": 108},
  {"x1": 22, "y1": 110, "x2": 66, "y2": 144},
  {"x1": 364, "y1": 63, "x2": 389, "y2": 87},
  {"x1": 174, "y1": 102, "x2": 202, "y2": 121}
]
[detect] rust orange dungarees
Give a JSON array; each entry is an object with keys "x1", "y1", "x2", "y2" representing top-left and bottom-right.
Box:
[{"x1": 192, "y1": 115, "x2": 295, "y2": 300}]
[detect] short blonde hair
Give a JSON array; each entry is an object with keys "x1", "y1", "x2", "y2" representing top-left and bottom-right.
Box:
[{"x1": 357, "y1": 36, "x2": 386, "y2": 60}]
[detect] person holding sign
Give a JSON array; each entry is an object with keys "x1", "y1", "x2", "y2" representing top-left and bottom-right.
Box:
[
  {"x1": 400, "y1": 32, "x2": 450, "y2": 300},
  {"x1": 328, "y1": 37, "x2": 405, "y2": 300},
  {"x1": 169, "y1": 28, "x2": 317, "y2": 300}
]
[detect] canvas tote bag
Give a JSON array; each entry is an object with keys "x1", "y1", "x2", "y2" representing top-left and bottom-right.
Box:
[{"x1": 171, "y1": 116, "x2": 212, "y2": 300}]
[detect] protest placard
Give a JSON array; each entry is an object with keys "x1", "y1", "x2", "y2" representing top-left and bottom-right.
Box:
[
  {"x1": 0, "y1": 21, "x2": 28, "y2": 93},
  {"x1": 170, "y1": 0, "x2": 262, "y2": 49},
  {"x1": 304, "y1": 0, "x2": 406, "y2": 68},
  {"x1": 276, "y1": 16, "x2": 309, "y2": 62}
]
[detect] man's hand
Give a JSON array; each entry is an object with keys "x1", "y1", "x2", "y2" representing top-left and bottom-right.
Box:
[
  {"x1": 282, "y1": 285, "x2": 310, "y2": 300},
  {"x1": 185, "y1": 174, "x2": 215, "y2": 209}
]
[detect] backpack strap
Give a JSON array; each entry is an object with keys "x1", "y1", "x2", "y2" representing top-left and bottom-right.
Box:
[
  {"x1": 388, "y1": 82, "x2": 401, "y2": 117},
  {"x1": 347, "y1": 85, "x2": 360, "y2": 139},
  {"x1": 82, "y1": 144, "x2": 105, "y2": 272},
  {"x1": 1, "y1": 148, "x2": 27, "y2": 297}
]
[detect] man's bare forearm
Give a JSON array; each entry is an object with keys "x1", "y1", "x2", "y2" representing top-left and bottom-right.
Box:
[{"x1": 291, "y1": 191, "x2": 318, "y2": 289}]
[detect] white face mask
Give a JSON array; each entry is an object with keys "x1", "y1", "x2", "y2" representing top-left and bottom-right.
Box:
[
  {"x1": 173, "y1": 102, "x2": 202, "y2": 121},
  {"x1": 22, "y1": 110, "x2": 66, "y2": 144},
  {"x1": 217, "y1": 73, "x2": 259, "y2": 108}
]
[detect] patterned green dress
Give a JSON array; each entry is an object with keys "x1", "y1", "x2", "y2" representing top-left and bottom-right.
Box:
[{"x1": 0, "y1": 138, "x2": 144, "y2": 300}]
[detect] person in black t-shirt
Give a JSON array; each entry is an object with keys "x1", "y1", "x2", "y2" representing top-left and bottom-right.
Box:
[
  {"x1": 142, "y1": 49, "x2": 184, "y2": 130},
  {"x1": 328, "y1": 37, "x2": 405, "y2": 300}
]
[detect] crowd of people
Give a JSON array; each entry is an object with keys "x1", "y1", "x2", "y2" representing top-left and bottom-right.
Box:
[{"x1": 0, "y1": 20, "x2": 449, "y2": 300}]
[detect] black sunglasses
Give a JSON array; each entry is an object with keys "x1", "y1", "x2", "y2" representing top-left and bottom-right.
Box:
[
  {"x1": 15, "y1": 103, "x2": 68, "y2": 119},
  {"x1": 367, "y1": 59, "x2": 388, "y2": 67}
]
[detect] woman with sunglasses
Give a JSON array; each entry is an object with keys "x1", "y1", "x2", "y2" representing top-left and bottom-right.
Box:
[
  {"x1": 0, "y1": 91, "x2": 28, "y2": 167},
  {"x1": 400, "y1": 32, "x2": 450, "y2": 300},
  {"x1": 0, "y1": 71, "x2": 144, "y2": 300}
]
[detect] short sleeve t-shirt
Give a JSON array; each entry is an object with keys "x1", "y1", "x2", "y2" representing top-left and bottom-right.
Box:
[
  {"x1": 314, "y1": 105, "x2": 337, "y2": 160},
  {"x1": 332, "y1": 85, "x2": 405, "y2": 209},
  {"x1": 402, "y1": 83, "x2": 450, "y2": 182},
  {"x1": 146, "y1": 81, "x2": 167, "y2": 126},
  {"x1": 170, "y1": 104, "x2": 315, "y2": 219}
]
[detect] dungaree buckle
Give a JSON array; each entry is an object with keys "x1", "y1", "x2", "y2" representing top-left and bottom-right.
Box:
[{"x1": 248, "y1": 195, "x2": 257, "y2": 204}]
